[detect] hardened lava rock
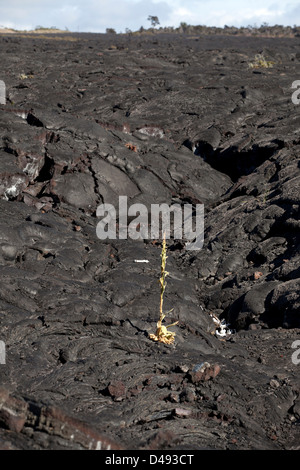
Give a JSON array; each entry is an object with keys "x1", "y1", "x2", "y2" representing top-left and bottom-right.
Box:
[{"x1": 0, "y1": 31, "x2": 299, "y2": 450}]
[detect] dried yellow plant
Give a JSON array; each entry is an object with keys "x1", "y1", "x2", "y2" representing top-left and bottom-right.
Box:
[
  {"x1": 150, "y1": 234, "x2": 178, "y2": 344},
  {"x1": 248, "y1": 54, "x2": 275, "y2": 69}
]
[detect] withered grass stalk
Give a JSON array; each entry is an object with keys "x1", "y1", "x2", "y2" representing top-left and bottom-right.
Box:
[{"x1": 150, "y1": 234, "x2": 178, "y2": 344}]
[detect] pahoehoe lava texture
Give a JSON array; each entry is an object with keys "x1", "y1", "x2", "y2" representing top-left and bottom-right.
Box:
[{"x1": 0, "y1": 32, "x2": 300, "y2": 450}]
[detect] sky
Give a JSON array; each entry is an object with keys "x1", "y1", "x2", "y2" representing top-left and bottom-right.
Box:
[{"x1": 0, "y1": 0, "x2": 299, "y2": 33}]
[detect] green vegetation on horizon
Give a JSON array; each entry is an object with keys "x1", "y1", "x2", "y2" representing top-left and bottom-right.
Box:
[{"x1": 1, "y1": 21, "x2": 299, "y2": 38}]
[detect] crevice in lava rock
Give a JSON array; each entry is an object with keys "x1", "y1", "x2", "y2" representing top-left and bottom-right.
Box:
[
  {"x1": 193, "y1": 139, "x2": 284, "y2": 182},
  {"x1": 246, "y1": 251, "x2": 267, "y2": 266},
  {"x1": 26, "y1": 112, "x2": 44, "y2": 127},
  {"x1": 2, "y1": 144, "x2": 17, "y2": 156},
  {"x1": 35, "y1": 155, "x2": 54, "y2": 182},
  {"x1": 85, "y1": 153, "x2": 103, "y2": 206},
  {"x1": 44, "y1": 131, "x2": 60, "y2": 144}
]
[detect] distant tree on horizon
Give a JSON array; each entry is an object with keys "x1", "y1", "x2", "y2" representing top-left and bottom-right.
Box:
[{"x1": 147, "y1": 16, "x2": 160, "y2": 28}]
